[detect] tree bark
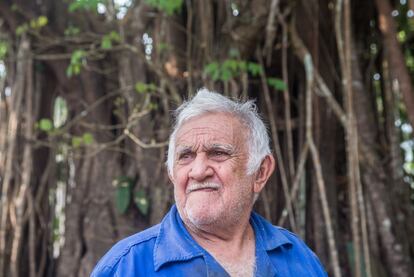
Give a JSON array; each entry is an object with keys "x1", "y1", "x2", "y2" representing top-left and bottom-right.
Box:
[{"x1": 375, "y1": 0, "x2": 414, "y2": 129}]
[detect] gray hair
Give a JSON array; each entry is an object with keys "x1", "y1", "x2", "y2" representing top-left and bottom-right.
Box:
[{"x1": 167, "y1": 88, "x2": 271, "y2": 175}]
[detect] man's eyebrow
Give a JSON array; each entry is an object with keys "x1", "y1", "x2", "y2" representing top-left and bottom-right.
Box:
[
  {"x1": 176, "y1": 145, "x2": 192, "y2": 152},
  {"x1": 203, "y1": 143, "x2": 235, "y2": 152}
]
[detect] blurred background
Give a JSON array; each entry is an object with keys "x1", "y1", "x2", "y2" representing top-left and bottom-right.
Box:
[{"x1": 0, "y1": 0, "x2": 413, "y2": 276}]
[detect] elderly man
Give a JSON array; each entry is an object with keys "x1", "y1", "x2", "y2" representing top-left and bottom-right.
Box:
[{"x1": 91, "y1": 89, "x2": 327, "y2": 276}]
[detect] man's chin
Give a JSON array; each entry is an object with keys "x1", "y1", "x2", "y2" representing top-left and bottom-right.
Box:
[{"x1": 185, "y1": 206, "x2": 221, "y2": 227}]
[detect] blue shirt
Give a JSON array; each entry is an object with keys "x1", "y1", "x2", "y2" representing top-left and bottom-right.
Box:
[{"x1": 91, "y1": 205, "x2": 327, "y2": 276}]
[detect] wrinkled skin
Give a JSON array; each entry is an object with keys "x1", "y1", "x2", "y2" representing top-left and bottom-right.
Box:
[{"x1": 170, "y1": 112, "x2": 272, "y2": 233}]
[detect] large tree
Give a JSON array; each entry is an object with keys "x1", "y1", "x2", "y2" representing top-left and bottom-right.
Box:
[{"x1": 0, "y1": 0, "x2": 413, "y2": 276}]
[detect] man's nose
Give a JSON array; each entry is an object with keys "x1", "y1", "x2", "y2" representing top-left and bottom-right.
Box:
[{"x1": 188, "y1": 153, "x2": 213, "y2": 181}]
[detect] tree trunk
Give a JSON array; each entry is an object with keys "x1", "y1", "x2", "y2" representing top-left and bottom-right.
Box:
[{"x1": 0, "y1": 1, "x2": 413, "y2": 276}]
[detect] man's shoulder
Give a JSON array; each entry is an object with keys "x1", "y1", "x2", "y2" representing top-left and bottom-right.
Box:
[
  {"x1": 252, "y1": 212, "x2": 306, "y2": 245},
  {"x1": 259, "y1": 216, "x2": 314, "y2": 251},
  {"x1": 91, "y1": 224, "x2": 160, "y2": 276},
  {"x1": 253, "y1": 214, "x2": 327, "y2": 275},
  {"x1": 253, "y1": 213, "x2": 324, "y2": 255},
  {"x1": 274, "y1": 226, "x2": 304, "y2": 243}
]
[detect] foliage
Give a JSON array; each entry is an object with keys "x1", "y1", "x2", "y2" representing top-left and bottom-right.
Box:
[
  {"x1": 391, "y1": 1, "x2": 414, "y2": 188},
  {"x1": 16, "y1": 16, "x2": 48, "y2": 35},
  {"x1": 101, "y1": 31, "x2": 121, "y2": 50},
  {"x1": 0, "y1": 41, "x2": 7, "y2": 60},
  {"x1": 204, "y1": 59, "x2": 263, "y2": 81},
  {"x1": 68, "y1": 0, "x2": 102, "y2": 12},
  {"x1": 1, "y1": 1, "x2": 414, "y2": 276},
  {"x1": 71, "y1": 133, "x2": 94, "y2": 148},
  {"x1": 112, "y1": 177, "x2": 149, "y2": 215},
  {"x1": 66, "y1": 50, "x2": 87, "y2": 77},
  {"x1": 145, "y1": 0, "x2": 183, "y2": 15},
  {"x1": 113, "y1": 176, "x2": 133, "y2": 214},
  {"x1": 64, "y1": 25, "x2": 80, "y2": 36},
  {"x1": 267, "y1": 77, "x2": 287, "y2": 91},
  {"x1": 37, "y1": 118, "x2": 53, "y2": 132},
  {"x1": 134, "y1": 189, "x2": 149, "y2": 215},
  {"x1": 134, "y1": 82, "x2": 157, "y2": 94}
]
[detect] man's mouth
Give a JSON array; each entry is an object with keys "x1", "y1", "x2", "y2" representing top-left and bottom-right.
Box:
[{"x1": 186, "y1": 182, "x2": 221, "y2": 193}]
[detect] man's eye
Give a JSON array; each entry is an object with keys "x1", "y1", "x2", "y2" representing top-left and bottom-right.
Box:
[
  {"x1": 210, "y1": 151, "x2": 230, "y2": 160},
  {"x1": 178, "y1": 153, "x2": 193, "y2": 160}
]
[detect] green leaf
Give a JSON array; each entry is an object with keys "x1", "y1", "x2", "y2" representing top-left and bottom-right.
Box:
[
  {"x1": 148, "y1": 102, "x2": 158, "y2": 110},
  {"x1": 101, "y1": 31, "x2": 120, "y2": 49},
  {"x1": 16, "y1": 24, "x2": 28, "y2": 36},
  {"x1": 204, "y1": 62, "x2": 223, "y2": 81},
  {"x1": 36, "y1": 16, "x2": 48, "y2": 28},
  {"x1": 71, "y1": 136, "x2": 83, "y2": 148},
  {"x1": 38, "y1": 118, "x2": 53, "y2": 131},
  {"x1": 69, "y1": 0, "x2": 101, "y2": 12},
  {"x1": 134, "y1": 82, "x2": 157, "y2": 94},
  {"x1": 82, "y1": 132, "x2": 94, "y2": 145},
  {"x1": 101, "y1": 37, "x2": 112, "y2": 49},
  {"x1": 398, "y1": 30, "x2": 406, "y2": 43},
  {"x1": 145, "y1": 0, "x2": 183, "y2": 15},
  {"x1": 211, "y1": 69, "x2": 220, "y2": 81},
  {"x1": 220, "y1": 68, "x2": 232, "y2": 81},
  {"x1": 134, "y1": 189, "x2": 149, "y2": 215},
  {"x1": 29, "y1": 16, "x2": 48, "y2": 29},
  {"x1": 135, "y1": 82, "x2": 147, "y2": 94},
  {"x1": 205, "y1": 60, "x2": 261, "y2": 81},
  {"x1": 0, "y1": 41, "x2": 8, "y2": 59},
  {"x1": 112, "y1": 176, "x2": 133, "y2": 214},
  {"x1": 66, "y1": 50, "x2": 86, "y2": 77},
  {"x1": 109, "y1": 31, "x2": 121, "y2": 42},
  {"x1": 404, "y1": 162, "x2": 414, "y2": 174},
  {"x1": 204, "y1": 62, "x2": 219, "y2": 76},
  {"x1": 71, "y1": 50, "x2": 86, "y2": 62},
  {"x1": 66, "y1": 65, "x2": 74, "y2": 77},
  {"x1": 115, "y1": 185, "x2": 131, "y2": 214},
  {"x1": 223, "y1": 59, "x2": 238, "y2": 72},
  {"x1": 267, "y1": 77, "x2": 287, "y2": 91},
  {"x1": 238, "y1": 61, "x2": 247, "y2": 71},
  {"x1": 64, "y1": 26, "x2": 80, "y2": 36},
  {"x1": 247, "y1": 62, "x2": 263, "y2": 76},
  {"x1": 147, "y1": 83, "x2": 157, "y2": 91}
]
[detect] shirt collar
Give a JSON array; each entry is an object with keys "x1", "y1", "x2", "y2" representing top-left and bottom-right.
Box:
[
  {"x1": 250, "y1": 212, "x2": 293, "y2": 251},
  {"x1": 153, "y1": 205, "x2": 293, "y2": 271},
  {"x1": 153, "y1": 205, "x2": 204, "y2": 271}
]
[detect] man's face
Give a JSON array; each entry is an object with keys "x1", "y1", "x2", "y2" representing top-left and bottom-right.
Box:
[{"x1": 170, "y1": 112, "x2": 256, "y2": 229}]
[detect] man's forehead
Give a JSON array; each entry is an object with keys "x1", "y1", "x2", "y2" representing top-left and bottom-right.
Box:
[
  {"x1": 177, "y1": 112, "x2": 244, "y2": 133},
  {"x1": 180, "y1": 112, "x2": 243, "y2": 126},
  {"x1": 175, "y1": 123, "x2": 242, "y2": 145},
  {"x1": 173, "y1": 112, "x2": 247, "y2": 147}
]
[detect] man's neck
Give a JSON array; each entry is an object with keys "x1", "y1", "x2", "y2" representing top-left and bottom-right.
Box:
[{"x1": 184, "y1": 217, "x2": 256, "y2": 277}]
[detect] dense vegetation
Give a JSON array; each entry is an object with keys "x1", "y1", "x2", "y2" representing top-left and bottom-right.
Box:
[{"x1": 0, "y1": 0, "x2": 413, "y2": 276}]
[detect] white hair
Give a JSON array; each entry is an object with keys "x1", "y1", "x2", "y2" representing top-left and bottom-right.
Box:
[{"x1": 167, "y1": 88, "x2": 271, "y2": 175}]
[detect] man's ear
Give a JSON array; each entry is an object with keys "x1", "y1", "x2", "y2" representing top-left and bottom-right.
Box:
[
  {"x1": 253, "y1": 155, "x2": 276, "y2": 193},
  {"x1": 168, "y1": 171, "x2": 175, "y2": 185}
]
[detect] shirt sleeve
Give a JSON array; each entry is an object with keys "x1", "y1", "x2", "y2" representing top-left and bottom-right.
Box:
[{"x1": 90, "y1": 264, "x2": 115, "y2": 277}]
